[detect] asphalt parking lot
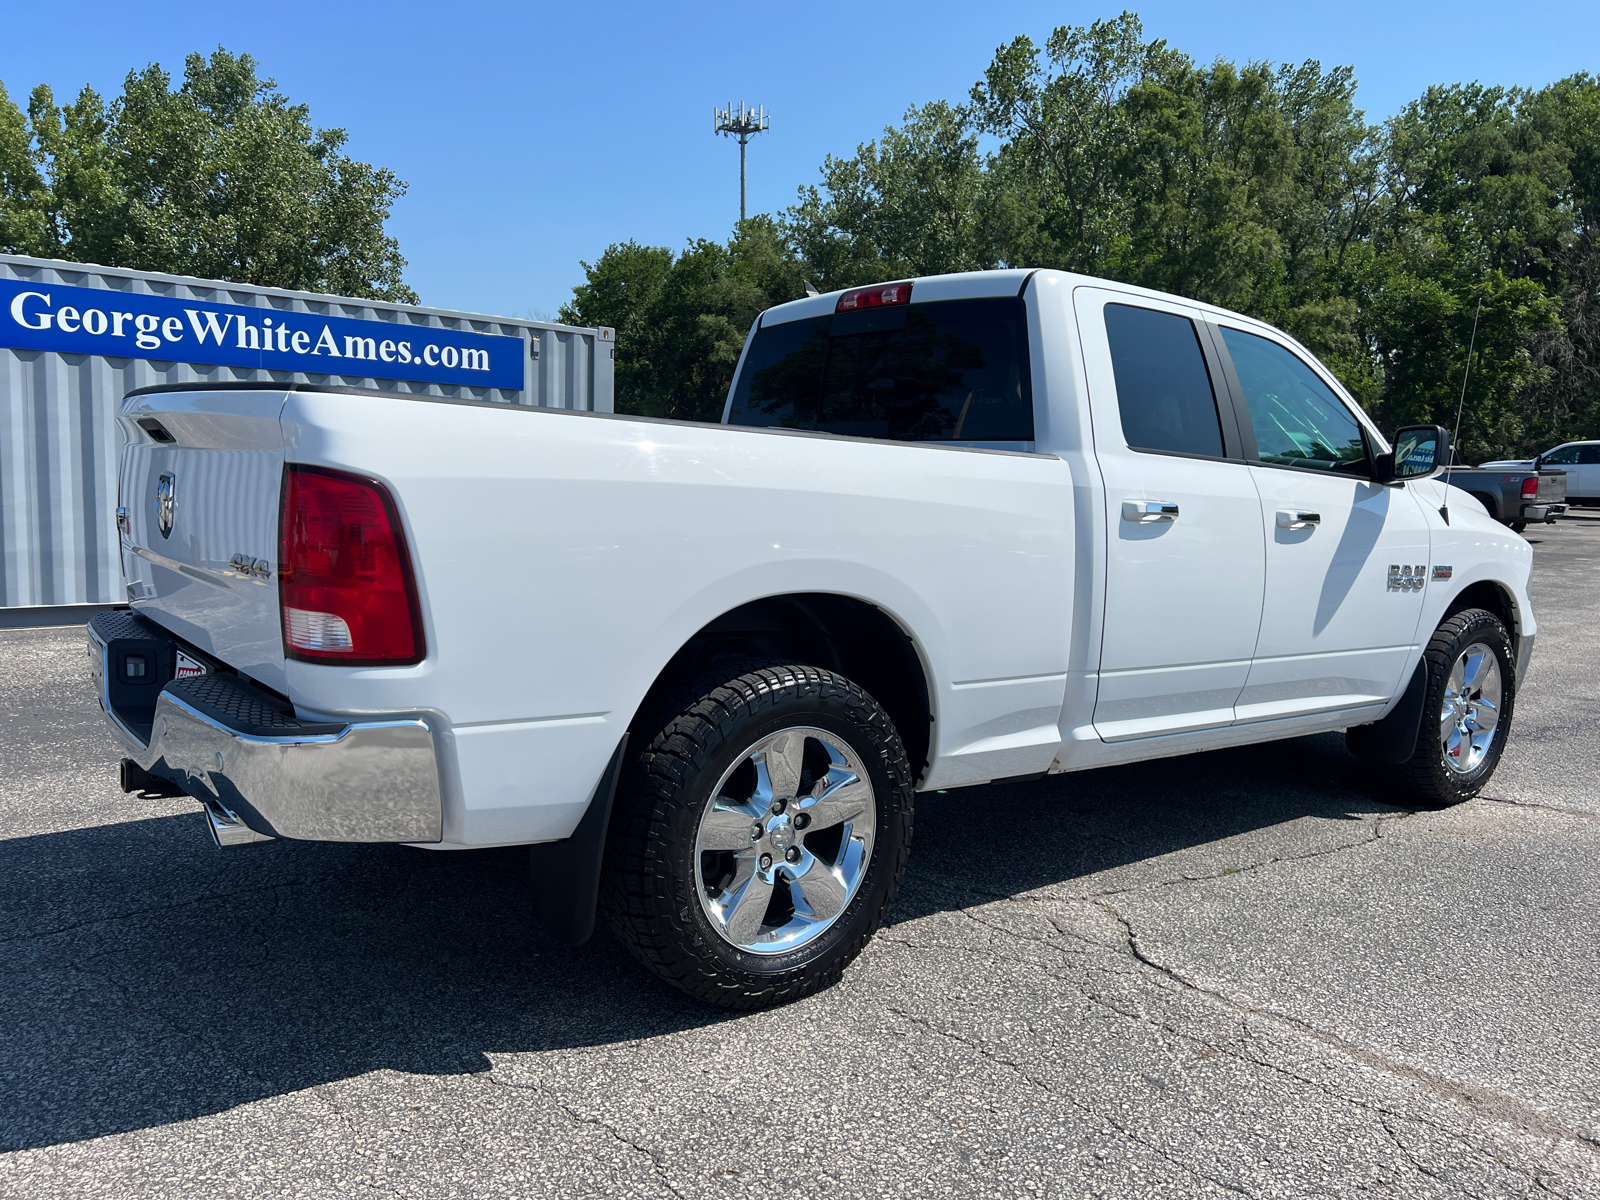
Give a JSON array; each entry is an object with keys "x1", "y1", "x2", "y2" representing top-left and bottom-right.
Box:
[{"x1": 2, "y1": 515, "x2": 1598, "y2": 1199}]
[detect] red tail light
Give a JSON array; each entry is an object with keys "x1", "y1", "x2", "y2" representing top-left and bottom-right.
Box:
[
  {"x1": 836, "y1": 281, "x2": 913, "y2": 312},
  {"x1": 1520, "y1": 476, "x2": 1539, "y2": 498},
  {"x1": 279, "y1": 465, "x2": 424, "y2": 665}
]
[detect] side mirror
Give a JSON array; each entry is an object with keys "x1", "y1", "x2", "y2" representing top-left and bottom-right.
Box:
[{"x1": 1375, "y1": 424, "x2": 1449, "y2": 484}]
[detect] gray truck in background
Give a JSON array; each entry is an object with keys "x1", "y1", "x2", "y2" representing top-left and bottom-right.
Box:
[{"x1": 1445, "y1": 464, "x2": 1568, "y2": 531}]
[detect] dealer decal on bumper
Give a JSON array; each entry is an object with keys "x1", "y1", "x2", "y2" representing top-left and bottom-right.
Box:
[{"x1": 174, "y1": 650, "x2": 208, "y2": 679}]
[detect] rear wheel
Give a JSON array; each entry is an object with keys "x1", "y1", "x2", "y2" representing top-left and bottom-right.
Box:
[
  {"x1": 602, "y1": 663, "x2": 914, "y2": 1009},
  {"x1": 1397, "y1": 608, "x2": 1516, "y2": 805},
  {"x1": 1509, "y1": 520, "x2": 1528, "y2": 532}
]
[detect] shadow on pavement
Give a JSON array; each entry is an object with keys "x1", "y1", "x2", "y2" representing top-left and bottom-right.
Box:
[{"x1": 0, "y1": 730, "x2": 1405, "y2": 1151}]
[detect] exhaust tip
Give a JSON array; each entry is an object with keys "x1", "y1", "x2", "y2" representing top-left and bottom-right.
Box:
[{"x1": 199, "y1": 795, "x2": 276, "y2": 849}]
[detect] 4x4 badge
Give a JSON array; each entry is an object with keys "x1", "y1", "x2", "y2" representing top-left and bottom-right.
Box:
[
  {"x1": 155, "y1": 473, "x2": 175, "y2": 539},
  {"x1": 228, "y1": 553, "x2": 272, "y2": 580}
]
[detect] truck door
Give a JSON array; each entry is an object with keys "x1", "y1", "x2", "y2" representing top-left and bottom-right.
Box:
[
  {"x1": 1073, "y1": 288, "x2": 1266, "y2": 741},
  {"x1": 1210, "y1": 323, "x2": 1431, "y2": 720},
  {"x1": 1576, "y1": 444, "x2": 1600, "y2": 500}
]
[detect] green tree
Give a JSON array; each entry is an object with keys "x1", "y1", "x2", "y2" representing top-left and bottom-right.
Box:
[
  {"x1": 0, "y1": 48, "x2": 415, "y2": 302},
  {"x1": 561, "y1": 218, "x2": 808, "y2": 421},
  {"x1": 563, "y1": 15, "x2": 1600, "y2": 453},
  {"x1": 786, "y1": 100, "x2": 993, "y2": 288}
]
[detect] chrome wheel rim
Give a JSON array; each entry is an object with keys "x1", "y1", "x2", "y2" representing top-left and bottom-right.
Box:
[
  {"x1": 1441, "y1": 641, "x2": 1502, "y2": 775},
  {"x1": 694, "y1": 726, "x2": 876, "y2": 956}
]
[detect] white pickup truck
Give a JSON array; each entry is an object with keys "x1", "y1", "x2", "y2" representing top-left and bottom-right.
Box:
[{"x1": 92, "y1": 269, "x2": 1535, "y2": 1008}]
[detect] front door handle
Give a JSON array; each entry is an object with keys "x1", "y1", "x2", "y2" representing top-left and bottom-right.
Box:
[
  {"x1": 1276, "y1": 509, "x2": 1321, "y2": 529},
  {"x1": 1123, "y1": 500, "x2": 1180, "y2": 523}
]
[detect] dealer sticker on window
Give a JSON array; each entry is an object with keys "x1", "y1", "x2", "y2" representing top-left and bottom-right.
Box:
[{"x1": 174, "y1": 650, "x2": 208, "y2": 679}]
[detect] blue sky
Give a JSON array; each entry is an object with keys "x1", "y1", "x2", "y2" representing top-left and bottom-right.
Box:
[{"x1": 3, "y1": 1, "x2": 1596, "y2": 319}]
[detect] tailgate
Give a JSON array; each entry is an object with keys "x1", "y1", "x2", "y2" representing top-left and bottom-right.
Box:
[
  {"x1": 1538, "y1": 467, "x2": 1568, "y2": 502},
  {"x1": 120, "y1": 388, "x2": 289, "y2": 692}
]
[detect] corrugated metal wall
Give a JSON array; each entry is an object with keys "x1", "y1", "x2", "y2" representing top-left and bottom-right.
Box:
[{"x1": 0, "y1": 253, "x2": 614, "y2": 609}]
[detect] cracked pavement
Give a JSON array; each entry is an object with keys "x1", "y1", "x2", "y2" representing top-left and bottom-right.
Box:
[{"x1": 2, "y1": 513, "x2": 1599, "y2": 1198}]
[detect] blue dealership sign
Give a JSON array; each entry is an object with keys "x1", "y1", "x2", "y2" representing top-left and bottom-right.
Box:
[{"x1": 1, "y1": 279, "x2": 525, "y2": 391}]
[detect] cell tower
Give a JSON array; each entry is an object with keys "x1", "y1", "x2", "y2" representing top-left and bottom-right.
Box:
[{"x1": 714, "y1": 101, "x2": 770, "y2": 223}]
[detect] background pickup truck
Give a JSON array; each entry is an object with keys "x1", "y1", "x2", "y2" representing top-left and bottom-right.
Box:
[
  {"x1": 1438, "y1": 464, "x2": 1568, "y2": 530},
  {"x1": 94, "y1": 269, "x2": 1537, "y2": 1009},
  {"x1": 1480, "y1": 439, "x2": 1600, "y2": 507}
]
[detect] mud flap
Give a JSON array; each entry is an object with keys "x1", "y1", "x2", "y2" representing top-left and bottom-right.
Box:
[
  {"x1": 1346, "y1": 660, "x2": 1428, "y2": 766},
  {"x1": 529, "y1": 734, "x2": 629, "y2": 946}
]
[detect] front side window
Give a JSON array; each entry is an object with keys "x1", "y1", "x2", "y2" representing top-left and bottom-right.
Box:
[
  {"x1": 1219, "y1": 327, "x2": 1368, "y2": 474},
  {"x1": 1541, "y1": 444, "x2": 1581, "y2": 465},
  {"x1": 1103, "y1": 304, "x2": 1225, "y2": 458},
  {"x1": 725, "y1": 298, "x2": 1033, "y2": 442}
]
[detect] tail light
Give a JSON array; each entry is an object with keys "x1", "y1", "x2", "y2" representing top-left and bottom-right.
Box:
[
  {"x1": 279, "y1": 465, "x2": 424, "y2": 665},
  {"x1": 836, "y1": 281, "x2": 913, "y2": 312},
  {"x1": 1521, "y1": 476, "x2": 1539, "y2": 498}
]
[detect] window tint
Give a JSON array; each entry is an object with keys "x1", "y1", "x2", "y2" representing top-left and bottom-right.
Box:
[
  {"x1": 1219, "y1": 327, "x2": 1368, "y2": 474},
  {"x1": 1541, "y1": 444, "x2": 1581, "y2": 465},
  {"x1": 1579, "y1": 446, "x2": 1600, "y2": 465},
  {"x1": 816, "y1": 298, "x2": 1032, "y2": 441},
  {"x1": 725, "y1": 316, "x2": 831, "y2": 428},
  {"x1": 1103, "y1": 304, "x2": 1224, "y2": 458},
  {"x1": 725, "y1": 298, "x2": 1033, "y2": 442}
]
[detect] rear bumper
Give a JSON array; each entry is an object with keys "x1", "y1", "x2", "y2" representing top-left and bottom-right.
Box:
[
  {"x1": 89, "y1": 610, "x2": 442, "y2": 845},
  {"x1": 1520, "y1": 503, "x2": 1551, "y2": 522}
]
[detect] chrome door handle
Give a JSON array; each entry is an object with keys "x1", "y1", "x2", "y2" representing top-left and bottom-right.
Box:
[
  {"x1": 1123, "y1": 500, "x2": 1179, "y2": 523},
  {"x1": 1276, "y1": 509, "x2": 1321, "y2": 529}
]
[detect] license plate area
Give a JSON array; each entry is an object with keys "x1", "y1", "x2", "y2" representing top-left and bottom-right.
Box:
[{"x1": 91, "y1": 610, "x2": 214, "y2": 745}]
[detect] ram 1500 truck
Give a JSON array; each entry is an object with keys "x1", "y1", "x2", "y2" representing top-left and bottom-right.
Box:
[{"x1": 92, "y1": 269, "x2": 1536, "y2": 1009}]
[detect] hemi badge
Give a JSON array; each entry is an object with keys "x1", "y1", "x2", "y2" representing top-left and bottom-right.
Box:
[{"x1": 1432, "y1": 565, "x2": 1453, "y2": 580}]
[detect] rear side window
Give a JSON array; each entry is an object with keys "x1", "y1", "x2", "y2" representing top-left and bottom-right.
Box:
[
  {"x1": 726, "y1": 298, "x2": 1033, "y2": 442},
  {"x1": 1580, "y1": 446, "x2": 1600, "y2": 465},
  {"x1": 1219, "y1": 327, "x2": 1368, "y2": 474},
  {"x1": 1103, "y1": 304, "x2": 1224, "y2": 458}
]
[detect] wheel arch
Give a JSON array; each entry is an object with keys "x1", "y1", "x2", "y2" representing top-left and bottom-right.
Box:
[
  {"x1": 1443, "y1": 579, "x2": 1522, "y2": 651},
  {"x1": 627, "y1": 593, "x2": 936, "y2": 786}
]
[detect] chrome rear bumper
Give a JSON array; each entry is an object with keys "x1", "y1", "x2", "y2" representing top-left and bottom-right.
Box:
[{"x1": 89, "y1": 610, "x2": 442, "y2": 846}]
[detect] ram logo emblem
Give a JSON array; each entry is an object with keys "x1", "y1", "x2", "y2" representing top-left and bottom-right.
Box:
[{"x1": 155, "y1": 473, "x2": 175, "y2": 539}]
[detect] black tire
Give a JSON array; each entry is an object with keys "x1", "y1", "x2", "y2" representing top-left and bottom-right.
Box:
[
  {"x1": 602, "y1": 662, "x2": 914, "y2": 1009},
  {"x1": 1395, "y1": 608, "x2": 1516, "y2": 805},
  {"x1": 1509, "y1": 520, "x2": 1528, "y2": 532}
]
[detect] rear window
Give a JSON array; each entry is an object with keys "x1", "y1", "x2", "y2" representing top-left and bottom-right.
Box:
[{"x1": 726, "y1": 297, "x2": 1034, "y2": 442}]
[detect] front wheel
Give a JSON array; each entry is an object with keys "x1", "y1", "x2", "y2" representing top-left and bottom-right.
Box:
[
  {"x1": 1397, "y1": 608, "x2": 1516, "y2": 805},
  {"x1": 602, "y1": 663, "x2": 914, "y2": 1009}
]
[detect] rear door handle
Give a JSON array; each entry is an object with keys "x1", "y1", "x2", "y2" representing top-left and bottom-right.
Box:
[
  {"x1": 1276, "y1": 509, "x2": 1321, "y2": 529},
  {"x1": 1123, "y1": 500, "x2": 1179, "y2": 523}
]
